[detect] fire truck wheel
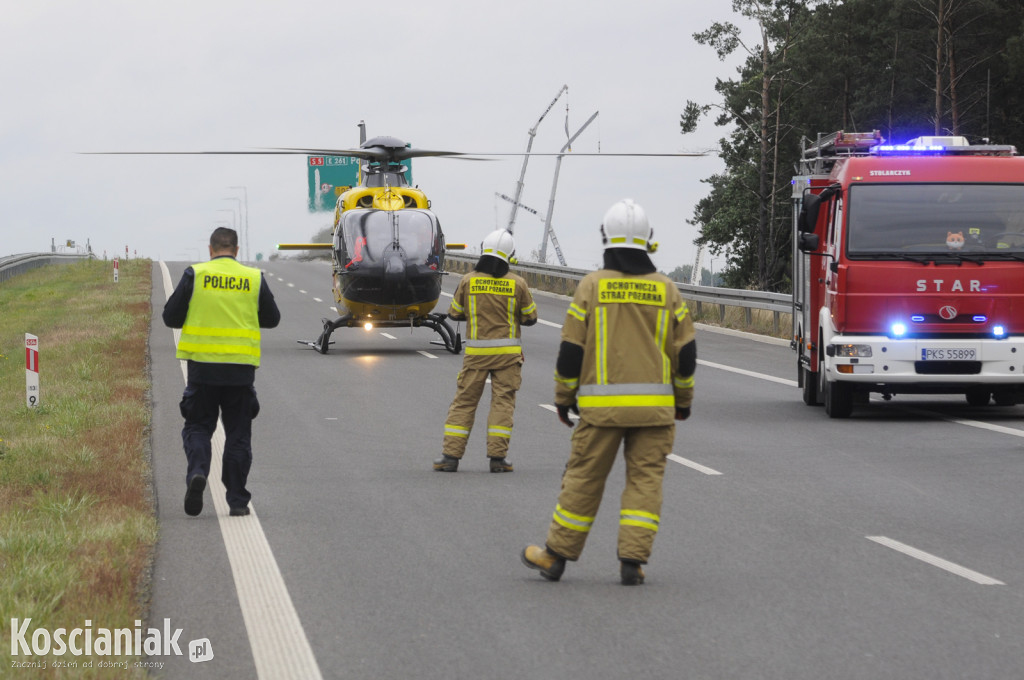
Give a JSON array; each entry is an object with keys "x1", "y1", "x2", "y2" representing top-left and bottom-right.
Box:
[
  {"x1": 824, "y1": 380, "x2": 853, "y2": 418},
  {"x1": 965, "y1": 388, "x2": 991, "y2": 407}
]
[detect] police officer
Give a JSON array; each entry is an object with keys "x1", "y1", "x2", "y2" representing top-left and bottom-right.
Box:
[
  {"x1": 162, "y1": 227, "x2": 280, "y2": 517},
  {"x1": 522, "y1": 199, "x2": 696, "y2": 584},
  {"x1": 434, "y1": 229, "x2": 538, "y2": 472}
]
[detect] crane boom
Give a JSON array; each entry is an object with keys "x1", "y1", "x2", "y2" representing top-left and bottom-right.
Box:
[{"x1": 505, "y1": 85, "x2": 568, "y2": 234}]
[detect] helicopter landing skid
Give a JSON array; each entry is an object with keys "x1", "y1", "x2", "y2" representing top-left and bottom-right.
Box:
[
  {"x1": 422, "y1": 313, "x2": 462, "y2": 354},
  {"x1": 301, "y1": 315, "x2": 352, "y2": 355}
]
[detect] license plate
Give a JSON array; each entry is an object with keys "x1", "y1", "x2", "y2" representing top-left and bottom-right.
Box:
[{"x1": 921, "y1": 347, "x2": 977, "y2": 361}]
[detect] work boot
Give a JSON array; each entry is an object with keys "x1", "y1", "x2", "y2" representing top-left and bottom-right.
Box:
[
  {"x1": 620, "y1": 560, "x2": 646, "y2": 586},
  {"x1": 184, "y1": 474, "x2": 206, "y2": 517},
  {"x1": 433, "y1": 454, "x2": 460, "y2": 472},
  {"x1": 489, "y1": 457, "x2": 514, "y2": 473},
  {"x1": 521, "y1": 545, "x2": 566, "y2": 581}
]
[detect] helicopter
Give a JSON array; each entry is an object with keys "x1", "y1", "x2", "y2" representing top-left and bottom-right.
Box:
[
  {"x1": 278, "y1": 129, "x2": 469, "y2": 354},
  {"x1": 85, "y1": 120, "x2": 707, "y2": 356}
]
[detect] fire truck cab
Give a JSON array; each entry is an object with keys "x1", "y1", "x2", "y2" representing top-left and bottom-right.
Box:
[{"x1": 792, "y1": 131, "x2": 1024, "y2": 417}]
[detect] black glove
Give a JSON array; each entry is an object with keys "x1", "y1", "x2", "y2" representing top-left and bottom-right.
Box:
[
  {"x1": 675, "y1": 406, "x2": 691, "y2": 421},
  {"x1": 556, "y1": 402, "x2": 579, "y2": 428}
]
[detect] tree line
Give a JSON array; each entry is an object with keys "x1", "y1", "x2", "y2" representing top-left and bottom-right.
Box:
[{"x1": 681, "y1": 0, "x2": 1024, "y2": 292}]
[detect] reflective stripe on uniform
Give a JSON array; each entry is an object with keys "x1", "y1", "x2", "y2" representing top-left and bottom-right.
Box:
[
  {"x1": 553, "y1": 504, "x2": 595, "y2": 533},
  {"x1": 655, "y1": 308, "x2": 671, "y2": 384},
  {"x1": 567, "y1": 303, "x2": 586, "y2": 322},
  {"x1": 451, "y1": 299, "x2": 464, "y2": 314},
  {"x1": 487, "y1": 425, "x2": 512, "y2": 439},
  {"x1": 554, "y1": 371, "x2": 579, "y2": 389},
  {"x1": 522, "y1": 301, "x2": 537, "y2": 315},
  {"x1": 675, "y1": 303, "x2": 689, "y2": 322},
  {"x1": 595, "y1": 307, "x2": 608, "y2": 384},
  {"x1": 674, "y1": 375, "x2": 695, "y2": 389},
  {"x1": 577, "y1": 382, "x2": 674, "y2": 408},
  {"x1": 444, "y1": 424, "x2": 470, "y2": 438},
  {"x1": 620, "y1": 509, "x2": 660, "y2": 532}
]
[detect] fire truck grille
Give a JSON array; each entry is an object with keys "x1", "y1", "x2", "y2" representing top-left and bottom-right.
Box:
[{"x1": 914, "y1": 361, "x2": 982, "y2": 375}]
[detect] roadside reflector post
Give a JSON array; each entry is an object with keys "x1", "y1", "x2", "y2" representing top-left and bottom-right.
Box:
[
  {"x1": 25, "y1": 333, "x2": 39, "y2": 408},
  {"x1": 113, "y1": 258, "x2": 119, "y2": 283}
]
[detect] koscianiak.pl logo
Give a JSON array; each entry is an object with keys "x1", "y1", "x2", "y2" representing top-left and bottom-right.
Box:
[{"x1": 9, "y1": 618, "x2": 214, "y2": 671}]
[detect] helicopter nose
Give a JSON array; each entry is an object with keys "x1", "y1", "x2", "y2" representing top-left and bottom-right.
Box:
[{"x1": 383, "y1": 252, "x2": 406, "y2": 284}]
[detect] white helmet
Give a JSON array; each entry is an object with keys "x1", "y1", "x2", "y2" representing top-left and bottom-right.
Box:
[
  {"x1": 601, "y1": 199, "x2": 653, "y2": 251},
  {"x1": 481, "y1": 229, "x2": 515, "y2": 263}
]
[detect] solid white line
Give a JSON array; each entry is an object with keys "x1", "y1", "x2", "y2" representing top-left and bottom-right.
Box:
[
  {"x1": 417, "y1": 350, "x2": 438, "y2": 359},
  {"x1": 668, "y1": 453, "x2": 723, "y2": 476},
  {"x1": 537, "y1": 318, "x2": 562, "y2": 328},
  {"x1": 441, "y1": 291, "x2": 453, "y2": 298},
  {"x1": 539, "y1": 403, "x2": 579, "y2": 422},
  {"x1": 160, "y1": 261, "x2": 325, "y2": 679},
  {"x1": 698, "y1": 359, "x2": 798, "y2": 387},
  {"x1": 866, "y1": 536, "x2": 1004, "y2": 585},
  {"x1": 894, "y1": 405, "x2": 1024, "y2": 438}
]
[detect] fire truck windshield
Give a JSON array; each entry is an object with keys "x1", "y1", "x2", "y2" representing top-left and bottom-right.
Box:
[{"x1": 846, "y1": 184, "x2": 1024, "y2": 257}]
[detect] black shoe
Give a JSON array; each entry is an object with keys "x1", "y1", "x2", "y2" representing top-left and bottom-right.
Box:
[
  {"x1": 433, "y1": 454, "x2": 460, "y2": 472},
  {"x1": 521, "y1": 545, "x2": 566, "y2": 581},
  {"x1": 229, "y1": 506, "x2": 250, "y2": 517},
  {"x1": 184, "y1": 474, "x2": 206, "y2": 517},
  {"x1": 620, "y1": 560, "x2": 646, "y2": 586},
  {"x1": 489, "y1": 457, "x2": 514, "y2": 473}
]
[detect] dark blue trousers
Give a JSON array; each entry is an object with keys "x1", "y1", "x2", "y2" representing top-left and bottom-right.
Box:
[{"x1": 179, "y1": 382, "x2": 260, "y2": 510}]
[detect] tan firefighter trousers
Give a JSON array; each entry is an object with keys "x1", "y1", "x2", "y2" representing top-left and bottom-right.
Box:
[
  {"x1": 442, "y1": 363, "x2": 522, "y2": 458},
  {"x1": 545, "y1": 420, "x2": 675, "y2": 563}
]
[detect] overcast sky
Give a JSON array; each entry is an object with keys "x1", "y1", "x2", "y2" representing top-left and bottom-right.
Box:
[{"x1": 1, "y1": 1, "x2": 750, "y2": 274}]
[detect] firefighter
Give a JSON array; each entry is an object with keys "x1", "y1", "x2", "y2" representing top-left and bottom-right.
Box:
[
  {"x1": 521, "y1": 199, "x2": 696, "y2": 584},
  {"x1": 434, "y1": 229, "x2": 538, "y2": 472}
]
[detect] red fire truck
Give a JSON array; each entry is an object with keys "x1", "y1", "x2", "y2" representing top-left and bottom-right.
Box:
[{"x1": 792, "y1": 130, "x2": 1024, "y2": 417}]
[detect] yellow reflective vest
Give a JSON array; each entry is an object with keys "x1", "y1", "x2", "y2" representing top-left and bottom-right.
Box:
[
  {"x1": 448, "y1": 270, "x2": 538, "y2": 368},
  {"x1": 176, "y1": 258, "x2": 263, "y2": 366},
  {"x1": 555, "y1": 270, "x2": 695, "y2": 427}
]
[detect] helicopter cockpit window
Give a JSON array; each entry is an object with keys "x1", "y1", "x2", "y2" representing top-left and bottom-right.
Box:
[
  {"x1": 339, "y1": 209, "x2": 437, "y2": 267},
  {"x1": 362, "y1": 163, "x2": 410, "y2": 188}
]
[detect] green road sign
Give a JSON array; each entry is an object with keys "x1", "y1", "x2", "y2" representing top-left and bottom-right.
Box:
[{"x1": 307, "y1": 156, "x2": 360, "y2": 212}]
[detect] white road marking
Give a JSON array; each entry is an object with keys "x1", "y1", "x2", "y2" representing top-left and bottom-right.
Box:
[
  {"x1": 668, "y1": 454, "x2": 723, "y2": 476},
  {"x1": 331, "y1": 306, "x2": 339, "y2": 314},
  {"x1": 287, "y1": 282, "x2": 295, "y2": 288},
  {"x1": 441, "y1": 291, "x2": 453, "y2": 298},
  {"x1": 299, "y1": 289, "x2": 307, "y2": 294},
  {"x1": 698, "y1": 359, "x2": 798, "y2": 387},
  {"x1": 381, "y1": 333, "x2": 397, "y2": 340},
  {"x1": 418, "y1": 350, "x2": 438, "y2": 359},
  {"x1": 325, "y1": 417, "x2": 338, "y2": 421},
  {"x1": 160, "y1": 261, "x2": 324, "y2": 680},
  {"x1": 539, "y1": 403, "x2": 579, "y2": 422},
  {"x1": 538, "y1": 318, "x2": 562, "y2": 328},
  {"x1": 867, "y1": 536, "x2": 1005, "y2": 585},
  {"x1": 313, "y1": 297, "x2": 322, "y2": 303},
  {"x1": 893, "y1": 405, "x2": 1024, "y2": 438}
]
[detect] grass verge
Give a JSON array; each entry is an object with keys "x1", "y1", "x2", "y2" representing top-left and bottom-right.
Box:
[{"x1": 0, "y1": 258, "x2": 157, "y2": 679}]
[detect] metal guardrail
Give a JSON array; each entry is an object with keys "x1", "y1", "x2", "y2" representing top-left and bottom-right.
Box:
[
  {"x1": 445, "y1": 253, "x2": 792, "y2": 332},
  {"x1": 0, "y1": 253, "x2": 95, "y2": 284}
]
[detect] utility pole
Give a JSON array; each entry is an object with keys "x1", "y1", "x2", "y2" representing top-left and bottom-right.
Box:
[{"x1": 506, "y1": 85, "x2": 568, "y2": 235}]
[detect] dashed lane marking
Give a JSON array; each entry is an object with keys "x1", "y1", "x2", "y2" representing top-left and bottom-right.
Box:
[
  {"x1": 536, "y1": 404, "x2": 722, "y2": 475},
  {"x1": 867, "y1": 536, "x2": 1005, "y2": 585},
  {"x1": 160, "y1": 261, "x2": 324, "y2": 680},
  {"x1": 418, "y1": 351, "x2": 438, "y2": 359}
]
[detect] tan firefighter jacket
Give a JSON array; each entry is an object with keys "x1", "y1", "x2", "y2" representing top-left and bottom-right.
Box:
[
  {"x1": 449, "y1": 270, "x2": 538, "y2": 369},
  {"x1": 554, "y1": 269, "x2": 695, "y2": 427}
]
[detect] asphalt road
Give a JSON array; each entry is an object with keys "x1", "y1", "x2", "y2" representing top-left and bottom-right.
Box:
[{"x1": 147, "y1": 258, "x2": 1024, "y2": 680}]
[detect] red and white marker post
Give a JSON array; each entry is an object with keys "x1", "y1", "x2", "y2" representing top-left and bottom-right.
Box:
[
  {"x1": 25, "y1": 333, "x2": 39, "y2": 408},
  {"x1": 113, "y1": 258, "x2": 119, "y2": 283}
]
